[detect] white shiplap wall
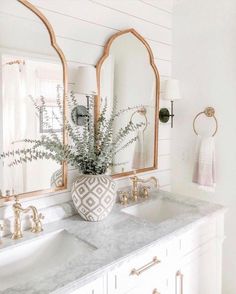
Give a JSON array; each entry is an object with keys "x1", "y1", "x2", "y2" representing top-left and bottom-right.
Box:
[
  {"x1": 29, "y1": 0, "x2": 173, "y2": 190},
  {"x1": 0, "y1": 0, "x2": 173, "y2": 213},
  {"x1": 0, "y1": 0, "x2": 173, "y2": 219}
]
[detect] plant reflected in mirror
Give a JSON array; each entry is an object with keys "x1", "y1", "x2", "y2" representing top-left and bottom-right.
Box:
[{"x1": 1, "y1": 92, "x2": 145, "y2": 178}]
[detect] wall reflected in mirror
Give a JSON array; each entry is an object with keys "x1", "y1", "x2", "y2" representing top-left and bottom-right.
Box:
[
  {"x1": 0, "y1": 0, "x2": 65, "y2": 197},
  {"x1": 97, "y1": 30, "x2": 159, "y2": 177}
]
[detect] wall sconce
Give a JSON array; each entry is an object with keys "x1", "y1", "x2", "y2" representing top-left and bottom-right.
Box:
[
  {"x1": 73, "y1": 66, "x2": 97, "y2": 126},
  {"x1": 159, "y1": 79, "x2": 181, "y2": 128}
]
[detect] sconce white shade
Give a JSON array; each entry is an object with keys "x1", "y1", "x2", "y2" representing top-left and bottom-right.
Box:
[
  {"x1": 163, "y1": 79, "x2": 181, "y2": 101},
  {"x1": 74, "y1": 66, "x2": 97, "y2": 95}
]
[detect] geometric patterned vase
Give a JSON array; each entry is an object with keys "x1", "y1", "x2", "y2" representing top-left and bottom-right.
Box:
[
  {"x1": 71, "y1": 174, "x2": 117, "y2": 222},
  {"x1": 50, "y1": 168, "x2": 63, "y2": 188}
]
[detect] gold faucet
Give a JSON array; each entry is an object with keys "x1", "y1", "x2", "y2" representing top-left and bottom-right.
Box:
[
  {"x1": 12, "y1": 196, "x2": 44, "y2": 240},
  {"x1": 130, "y1": 174, "x2": 159, "y2": 201}
]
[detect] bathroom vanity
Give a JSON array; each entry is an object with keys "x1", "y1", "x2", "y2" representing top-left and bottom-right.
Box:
[
  {"x1": 0, "y1": 190, "x2": 225, "y2": 294},
  {"x1": 0, "y1": 3, "x2": 225, "y2": 293}
]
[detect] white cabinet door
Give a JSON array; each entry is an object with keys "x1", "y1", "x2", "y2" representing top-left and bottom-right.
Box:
[{"x1": 174, "y1": 239, "x2": 218, "y2": 294}]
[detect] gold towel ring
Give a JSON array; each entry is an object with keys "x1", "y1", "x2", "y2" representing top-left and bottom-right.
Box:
[
  {"x1": 130, "y1": 107, "x2": 148, "y2": 131},
  {"x1": 193, "y1": 107, "x2": 218, "y2": 137}
]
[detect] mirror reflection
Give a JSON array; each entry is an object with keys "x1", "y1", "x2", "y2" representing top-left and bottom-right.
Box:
[
  {"x1": 97, "y1": 30, "x2": 159, "y2": 176},
  {"x1": 0, "y1": 0, "x2": 65, "y2": 197}
]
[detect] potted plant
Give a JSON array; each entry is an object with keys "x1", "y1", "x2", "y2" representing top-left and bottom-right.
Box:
[{"x1": 1, "y1": 89, "x2": 144, "y2": 221}]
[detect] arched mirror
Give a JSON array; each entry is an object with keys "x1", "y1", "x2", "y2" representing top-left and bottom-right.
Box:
[
  {"x1": 0, "y1": 0, "x2": 67, "y2": 202},
  {"x1": 96, "y1": 29, "x2": 159, "y2": 178}
]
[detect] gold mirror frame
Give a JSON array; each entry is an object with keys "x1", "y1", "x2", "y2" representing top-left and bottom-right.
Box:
[
  {"x1": 96, "y1": 28, "x2": 160, "y2": 179},
  {"x1": 1, "y1": 0, "x2": 68, "y2": 203}
]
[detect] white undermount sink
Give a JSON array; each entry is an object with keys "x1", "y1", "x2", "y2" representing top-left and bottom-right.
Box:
[
  {"x1": 0, "y1": 229, "x2": 96, "y2": 291},
  {"x1": 122, "y1": 196, "x2": 192, "y2": 224}
]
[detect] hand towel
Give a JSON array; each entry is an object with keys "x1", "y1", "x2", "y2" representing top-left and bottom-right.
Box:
[
  {"x1": 132, "y1": 130, "x2": 145, "y2": 170},
  {"x1": 192, "y1": 136, "x2": 216, "y2": 191}
]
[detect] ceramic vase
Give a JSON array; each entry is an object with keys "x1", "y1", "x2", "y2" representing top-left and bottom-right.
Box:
[{"x1": 71, "y1": 174, "x2": 116, "y2": 221}]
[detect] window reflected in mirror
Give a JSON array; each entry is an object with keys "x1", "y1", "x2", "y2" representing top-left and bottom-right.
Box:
[{"x1": 0, "y1": 0, "x2": 67, "y2": 199}]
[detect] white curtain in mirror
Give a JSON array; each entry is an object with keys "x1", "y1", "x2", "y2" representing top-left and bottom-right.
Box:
[
  {"x1": 0, "y1": 0, "x2": 66, "y2": 199},
  {"x1": 2, "y1": 61, "x2": 27, "y2": 194},
  {"x1": 1, "y1": 56, "x2": 62, "y2": 194}
]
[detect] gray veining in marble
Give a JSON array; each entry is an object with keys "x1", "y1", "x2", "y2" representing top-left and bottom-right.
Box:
[{"x1": 0, "y1": 190, "x2": 225, "y2": 294}]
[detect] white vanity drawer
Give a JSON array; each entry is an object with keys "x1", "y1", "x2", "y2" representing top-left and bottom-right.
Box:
[
  {"x1": 71, "y1": 276, "x2": 104, "y2": 294},
  {"x1": 179, "y1": 218, "x2": 216, "y2": 257},
  {"x1": 124, "y1": 277, "x2": 168, "y2": 294},
  {"x1": 165, "y1": 237, "x2": 180, "y2": 260},
  {"x1": 108, "y1": 243, "x2": 168, "y2": 294}
]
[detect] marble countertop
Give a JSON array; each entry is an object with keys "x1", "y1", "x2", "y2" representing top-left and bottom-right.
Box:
[{"x1": 0, "y1": 190, "x2": 225, "y2": 294}]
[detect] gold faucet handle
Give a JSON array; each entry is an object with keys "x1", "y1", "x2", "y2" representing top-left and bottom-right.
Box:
[
  {"x1": 118, "y1": 191, "x2": 130, "y2": 205},
  {"x1": 38, "y1": 213, "x2": 45, "y2": 220},
  {"x1": 0, "y1": 220, "x2": 4, "y2": 233},
  {"x1": 0, "y1": 220, "x2": 4, "y2": 244},
  {"x1": 31, "y1": 211, "x2": 44, "y2": 234},
  {"x1": 14, "y1": 195, "x2": 20, "y2": 203},
  {"x1": 129, "y1": 170, "x2": 138, "y2": 181},
  {"x1": 30, "y1": 212, "x2": 45, "y2": 221},
  {"x1": 155, "y1": 177, "x2": 160, "y2": 190},
  {"x1": 142, "y1": 186, "x2": 151, "y2": 198},
  {"x1": 0, "y1": 220, "x2": 4, "y2": 245},
  {"x1": 130, "y1": 175, "x2": 137, "y2": 181}
]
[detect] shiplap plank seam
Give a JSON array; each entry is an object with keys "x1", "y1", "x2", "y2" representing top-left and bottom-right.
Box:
[
  {"x1": 37, "y1": 6, "x2": 172, "y2": 47},
  {"x1": 161, "y1": 184, "x2": 171, "y2": 189},
  {"x1": 89, "y1": 0, "x2": 172, "y2": 30},
  {"x1": 68, "y1": 74, "x2": 171, "y2": 84},
  {"x1": 66, "y1": 59, "x2": 171, "y2": 76},
  {"x1": 90, "y1": 0, "x2": 172, "y2": 27},
  {"x1": 138, "y1": 0, "x2": 172, "y2": 13},
  {"x1": 56, "y1": 35, "x2": 171, "y2": 62},
  {"x1": 156, "y1": 169, "x2": 171, "y2": 173}
]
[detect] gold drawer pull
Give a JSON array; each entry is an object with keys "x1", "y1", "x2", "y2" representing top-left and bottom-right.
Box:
[
  {"x1": 153, "y1": 289, "x2": 160, "y2": 294},
  {"x1": 176, "y1": 270, "x2": 184, "y2": 294},
  {"x1": 130, "y1": 256, "x2": 161, "y2": 276}
]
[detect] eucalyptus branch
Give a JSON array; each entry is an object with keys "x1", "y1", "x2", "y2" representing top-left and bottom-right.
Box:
[{"x1": 1, "y1": 90, "x2": 145, "y2": 175}]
